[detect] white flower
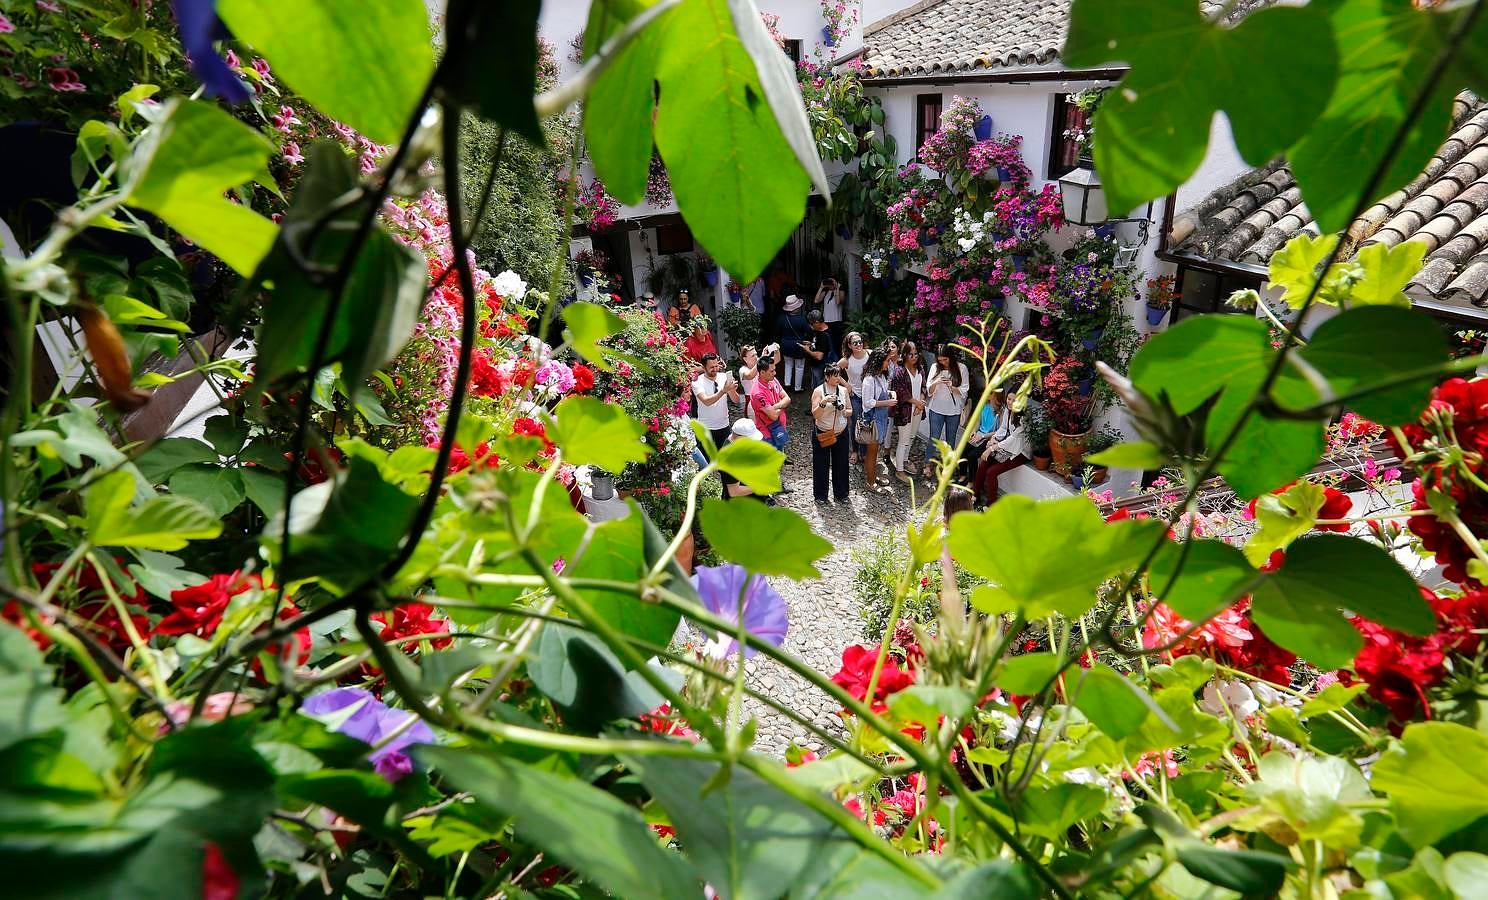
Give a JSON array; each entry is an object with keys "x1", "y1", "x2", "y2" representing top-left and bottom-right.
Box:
[
  {"x1": 958, "y1": 238, "x2": 976, "y2": 252},
  {"x1": 492, "y1": 270, "x2": 528, "y2": 300},
  {"x1": 1200, "y1": 678, "x2": 1258, "y2": 719}
]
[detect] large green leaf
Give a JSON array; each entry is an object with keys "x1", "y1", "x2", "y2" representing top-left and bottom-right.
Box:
[
  {"x1": 217, "y1": 0, "x2": 434, "y2": 145},
  {"x1": 441, "y1": 0, "x2": 543, "y2": 142},
  {"x1": 127, "y1": 99, "x2": 277, "y2": 275},
  {"x1": 1007, "y1": 783, "x2": 1108, "y2": 841},
  {"x1": 135, "y1": 437, "x2": 220, "y2": 484},
  {"x1": 1072, "y1": 664, "x2": 1158, "y2": 740},
  {"x1": 950, "y1": 495, "x2": 1164, "y2": 618},
  {"x1": 623, "y1": 753, "x2": 871, "y2": 900},
  {"x1": 420, "y1": 746, "x2": 699, "y2": 900},
  {"x1": 546, "y1": 396, "x2": 650, "y2": 473},
  {"x1": 1250, "y1": 534, "x2": 1433, "y2": 669},
  {"x1": 567, "y1": 509, "x2": 682, "y2": 648},
  {"x1": 698, "y1": 497, "x2": 831, "y2": 579},
  {"x1": 582, "y1": 1, "x2": 667, "y2": 204},
  {"x1": 562, "y1": 301, "x2": 626, "y2": 371},
  {"x1": 1373, "y1": 722, "x2": 1488, "y2": 849},
  {"x1": 713, "y1": 437, "x2": 784, "y2": 495},
  {"x1": 652, "y1": 0, "x2": 811, "y2": 280},
  {"x1": 1286, "y1": 0, "x2": 1469, "y2": 234},
  {"x1": 1243, "y1": 481, "x2": 1326, "y2": 567},
  {"x1": 0, "y1": 624, "x2": 69, "y2": 754},
  {"x1": 1062, "y1": 0, "x2": 1336, "y2": 217},
  {"x1": 271, "y1": 457, "x2": 417, "y2": 594},
  {"x1": 168, "y1": 464, "x2": 245, "y2": 518},
  {"x1": 85, "y1": 469, "x2": 222, "y2": 550},
  {"x1": 1246, "y1": 751, "x2": 1371, "y2": 846},
  {"x1": 1289, "y1": 305, "x2": 1448, "y2": 426},
  {"x1": 251, "y1": 143, "x2": 427, "y2": 399},
  {"x1": 528, "y1": 624, "x2": 665, "y2": 734},
  {"x1": 1175, "y1": 843, "x2": 1292, "y2": 895}
]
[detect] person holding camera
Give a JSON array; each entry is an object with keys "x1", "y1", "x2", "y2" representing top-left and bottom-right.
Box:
[
  {"x1": 815, "y1": 276, "x2": 845, "y2": 348},
  {"x1": 810, "y1": 364, "x2": 852, "y2": 502},
  {"x1": 776, "y1": 295, "x2": 810, "y2": 391},
  {"x1": 801, "y1": 310, "x2": 835, "y2": 390},
  {"x1": 859, "y1": 347, "x2": 897, "y2": 491},
  {"x1": 691, "y1": 353, "x2": 740, "y2": 452}
]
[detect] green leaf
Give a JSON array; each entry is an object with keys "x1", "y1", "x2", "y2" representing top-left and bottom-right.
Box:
[
  {"x1": 1175, "y1": 843, "x2": 1291, "y2": 895},
  {"x1": 1351, "y1": 240, "x2": 1427, "y2": 307},
  {"x1": 713, "y1": 437, "x2": 784, "y2": 495},
  {"x1": 529, "y1": 624, "x2": 663, "y2": 734},
  {"x1": 950, "y1": 495, "x2": 1164, "y2": 618},
  {"x1": 271, "y1": 457, "x2": 417, "y2": 594},
  {"x1": 1130, "y1": 314, "x2": 1271, "y2": 415},
  {"x1": 1146, "y1": 654, "x2": 1215, "y2": 694},
  {"x1": 217, "y1": 0, "x2": 434, "y2": 145},
  {"x1": 421, "y1": 747, "x2": 698, "y2": 900},
  {"x1": 251, "y1": 144, "x2": 427, "y2": 399},
  {"x1": 887, "y1": 685, "x2": 973, "y2": 728},
  {"x1": 562, "y1": 301, "x2": 626, "y2": 371},
  {"x1": 1299, "y1": 683, "x2": 1369, "y2": 721},
  {"x1": 240, "y1": 468, "x2": 286, "y2": 519},
  {"x1": 100, "y1": 294, "x2": 188, "y2": 331},
  {"x1": 0, "y1": 623, "x2": 68, "y2": 753},
  {"x1": 652, "y1": 0, "x2": 812, "y2": 280},
  {"x1": 698, "y1": 497, "x2": 830, "y2": 579},
  {"x1": 546, "y1": 396, "x2": 650, "y2": 473},
  {"x1": 1073, "y1": 664, "x2": 1159, "y2": 740},
  {"x1": 582, "y1": 2, "x2": 667, "y2": 204},
  {"x1": 1291, "y1": 305, "x2": 1449, "y2": 425},
  {"x1": 1247, "y1": 751, "x2": 1371, "y2": 846},
  {"x1": 622, "y1": 753, "x2": 865, "y2": 900},
  {"x1": 131, "y1": 257, "x2": 194, "y2": 321},
  {"x1": 441, "y1": 0, "x2": 543, "y2": 143},
  {"x1": 1008, "y1": 782, "x2": 1107, "y2": 841},
  {"x1": 994, "y1": 652, "x2": 1062, "y2": 695},
  {"x1": 929, "y1": 861, "x2": 1037, "y2": 900},
  {"x1": 567, "y1": 510, "x2": 682, "y2": 649},
  {"x1": 135, "y1": 437, "x2": 220, "y2": 484},
  {"x1": 1086, "y1": 441, "x2": 1166, "y2": 469},
  {"x1": 167, "y1": 464, "x2": 245, "y2": 518},
  {"x1": 1244, "y1": 481, "x2": 1326, "y2": 567},
  {"x1": 1062, "y1": 0, "x2": 1336, "y2": 218},
  {"x1": 1445, "y1": 853, "x2": 1488, "y2": 900},
  {"x1": 1269, "y1": 233, "x2": 1340, "y2": 308},
  {"x1": 1372, "y1": 722, "x2": 1488, "y2": 849},
  {"x1": 86, "y1": 470, "x2": 222, "y2": 550},
  {"x1": 1276, "y1": 533, "x2": 1435, "y2": 634},
  {"x1": 783, "y1": 753, "x2": 878, "y2": 792},
  {"x1": 1149, "y1": 538, "x2": 1260, "y2": 623},
  {"x1": 1286, "y1": 0, "x2": 1467, "y2": 234},
  {"x1": 127, "y1": 99, "x2": 277, "y2": 276}
]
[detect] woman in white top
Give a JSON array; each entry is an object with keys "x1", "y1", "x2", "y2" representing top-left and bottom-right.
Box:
[
  {"x1": 924, "y1": 343, "x2": 970, "y2": 480},
  {"x1": 889, "y1": 339, "x2": 926, "y2": 480},
  {"x1": 859, "y1": 347, "x2": 896, "y2": 491},
  {"x1": 736, "y1": 345, "x2": 759, "y2": 411},
  {"x1": 841, "y1": 331, "x2": 870, "y2": 464},
  {"x1": 809, "y1": 364, "x2": 852, "y2": 502}
]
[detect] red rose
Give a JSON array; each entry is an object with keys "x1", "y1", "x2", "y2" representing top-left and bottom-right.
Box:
[
  {"x1": 371, "y1": 602, "x2": 452, "y2": 651},
  {"x1": 155, "y1": 572, "x2": 262, "y2": 639}
]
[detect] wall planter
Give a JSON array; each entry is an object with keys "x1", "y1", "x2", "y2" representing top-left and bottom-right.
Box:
[
  {"x1": 1146, "y1": 305, "x2": 1169, "y2": 327},
  {"x1": 821, "y1": 26, "x2": 835, "y2": 45},
  {"x1": 1071, "y1": 473, "x2": 1084, "y2": 491},
  {"x1": 590, "y1": 472, "x2": 615, "y2": 501},
  {"x1": 995, "y1": 165, "x2": 1013, "y2": 184},
  {"x1": 1081, "y1": 328, "x2": 1103, "y2": 351},
  {"x1": 703, "y1": 268, "x2": 719, "y2": 287},
  {"x1": 1049, "y1": 428, "x2": 1091, "y2": 477},
  {"x1": 578, "y1": 272, "x2": 595, "y2": 288},
  {"x1": 974, "y1": 115, "x2": 994, "y2": 141},
  {"x1": 1010, "y1": 254, "x2": 1028, "y2": 272},
  {"x1": 1077, "y1": 377, "x2": 1094, "y2": 396}
]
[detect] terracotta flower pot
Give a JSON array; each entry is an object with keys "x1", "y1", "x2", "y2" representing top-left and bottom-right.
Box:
[
  {"x1": 1049, "y1": 428, "x2": 1091, "y2": 477},
  {"x1": 675, "y1": 531, "x2": 696, "y2": 574},
  {"x1": 1032, "y1": 453, "x2": 1052, "y2": 471}
]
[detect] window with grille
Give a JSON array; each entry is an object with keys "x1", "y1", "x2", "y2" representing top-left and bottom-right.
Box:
[
  {"x1": 1048, "y1": 93, "x2": 1092, "y2": 179},
  {"x1": 915, "y1": 94, "x2": 943, "y2": 161}
]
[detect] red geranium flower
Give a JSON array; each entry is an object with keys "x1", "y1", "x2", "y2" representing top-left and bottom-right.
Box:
[
  {"x1": 1245, "y1": 482, "x2": 1353, "y2": 532},
  {"x1": 155, "y1": 572, "x2": 263, "y2": 639},
  {"x1": 370, "y1": 602, "x2": 452, "y2": 650},
  {"x1": 571, "y1": 363, "x2": 595, "y2": 393},
  {"x1": 831, "y1": 644, "x2": 915, "y2": 708}
]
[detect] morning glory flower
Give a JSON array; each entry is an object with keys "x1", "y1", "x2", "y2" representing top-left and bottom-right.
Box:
[
  {"x1": 300, "y1": 687, "x2": 435, "y2": 782},
  {"x1": 169, "y1": 0, "x2": 250, "y2": 103},
  {"x1": 690, "y1": 564, "x2": 788, "y2": 659}
]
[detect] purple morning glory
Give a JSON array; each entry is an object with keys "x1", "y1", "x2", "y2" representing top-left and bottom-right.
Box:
[
  {"x1": 300, "y1": 687, "x2": 435, "y2": 782},
  {"x1": 690, "y1": 564, "x2": 788, "y2": 658},
  {"x1": 169, "y1": 0, "x2": 251, "y2": 103}
]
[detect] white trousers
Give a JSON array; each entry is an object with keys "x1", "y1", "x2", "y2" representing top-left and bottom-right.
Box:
[
  {"x1": 783, "y1": 356, "x2": 805, "y2": 389},
  {"x1": 892, "y1": 412, "x2": 922, "y2": 470}
]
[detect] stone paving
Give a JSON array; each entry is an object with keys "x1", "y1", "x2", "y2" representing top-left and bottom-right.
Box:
[{"x1": 735, "y1": 386, "x2": 930, "y2": 756}]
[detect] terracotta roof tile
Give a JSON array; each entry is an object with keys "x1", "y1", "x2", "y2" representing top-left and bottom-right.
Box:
[{"x1": 1173, "y1": 91, "x2": 1488, "y2": 315}]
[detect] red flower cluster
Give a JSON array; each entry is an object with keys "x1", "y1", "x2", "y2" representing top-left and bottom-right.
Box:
[
  {"x1": 470, "y1": 351, "x2": 508, "y2": 398},
  {"x1": 446, "y1": 442, "x2": 499, "y2": 474},
  {"x1": 1244, "y1": 481, "x2": 1353, "y2": 533},
  {"x1": 7, "y1": 561, "x2": 152, "y2": 655},
  {"x1": 370, "y1": 602, "x2": 452, "y2": 651},
  {"x1": 571, "y1": 363, "x2": 595, "y2": 393},
  {"x1": 831, "y1": 645, "x2": 916, "y2": 712},
  {"x1": 1390, "y1": 378, "x2": 1488, "y2": 585},
  {"x1": 512, "y1": 416, "x2": 555, "y2": 454},
  {"x1": 1349, "y1": 585, "x2": 1488, "y2": 721},
  {"x1": 155, "y1": 572, "x2": 263, "y2": 639},
  {"x1": 1143, "y1": 599, "x2": 1296, "y2": 685}
]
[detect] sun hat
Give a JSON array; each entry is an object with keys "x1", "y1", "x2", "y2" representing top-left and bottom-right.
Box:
[
  {"x1": 731, "y1": 419, "x2": 764, "y2": 441},
  {"x1": 783, "y1": 294, "x2": 804, "y2": 313}
]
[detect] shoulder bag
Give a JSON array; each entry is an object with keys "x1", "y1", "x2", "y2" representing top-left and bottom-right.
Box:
[{"x1": 816, "y1": 388, "x2": 841, "y2": 447}]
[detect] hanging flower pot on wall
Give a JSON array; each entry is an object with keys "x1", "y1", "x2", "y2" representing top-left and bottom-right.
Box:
[
  {"x1": 1146, "y1": 305, "x2": 1169, "y2": 327},
  {"x1": 974, "y1": 115, "x2": 994, "y2": 141},
  {"x1": 995, "y1": 165, "x2": 1013, "y2": 184},
  {"x1": 703, "y1": 268, "x2": 719, "y2": 287},
  {"x1": 1081, "y1": 328, "x2": 1103, "y2": 351},
  {"x1": 1010, "y1": 254, "x2": 1028, "y2": 272},
  {"x1": 821, "y1": 25, "x2": 835, "y2": 45}
]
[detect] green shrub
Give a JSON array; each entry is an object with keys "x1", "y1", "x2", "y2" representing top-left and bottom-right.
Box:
[
  {"x1": 853, "y1": 528, "x2": 981, "y2": 642},
  {"x1": 718, "y1": 304, "x2": 761, "y2": 361}
]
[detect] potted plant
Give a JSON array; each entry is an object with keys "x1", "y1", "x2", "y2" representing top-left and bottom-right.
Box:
[
  {"x1": 1025, "y1": 404, "x2": 1053, "y2": 470},
  {"x1": 1041, "y1": 358, "x2": 1095, "y2": 476},
  {"x1": 1145, "y1": 274, "x2": 1177, "y2": 327},
  {"x1": 1083, "y1": 425, "x2": 1123, "y2": 486},
  {"x1": 697, "y1": 249, "x2": 719, "y2": 287}
]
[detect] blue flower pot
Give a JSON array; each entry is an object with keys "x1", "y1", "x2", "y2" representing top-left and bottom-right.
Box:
[
  {"x1": 996, "y1": 165, "x2": 1013, "y2": 183},
  {"x1": 1094, "y1": 223, "x2": 1117, "y2": 238},
  {"x1": 703, "y1": 269, "x2": 719, "y2": 287},
  {"x1": 889, "y1": 252, "x2": 900, "y2": 270},
  {"x1": 1081, "y1": 328, "x2": 1103, "y2": 351},
  {"x1": 1071, "y1": 474, "x2": 1084, "y2": 491},
  {"x1": 1078, "y1": 378, "x2": 1094, "y2": 396},
  {"x1": 918, "y1": 232, "x2": 936, "y2": 247},
  {"x1": 579, "y1": 272, "x2": 594, "y2": 288},
  {"x1": 991, "y1": 296, "x2": 1005, "y2": 312},
  {"x1": 1010, "y1": 254, "x2": 1027, "y2": 272},
  {"x1": 821, "y1": 26, "x2": 835, "y2": 46},
  {"x1": 1146, "y1": 305, "x2": 1169, "y2": 327},
  {"x1": 974, "y1": 115, "x2": 993, "y2": 141}
]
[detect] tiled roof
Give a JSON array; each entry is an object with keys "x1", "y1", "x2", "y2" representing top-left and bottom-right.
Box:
[
  {"x1": 859, "y1": 0, "x2": 1273, "y2": 79},
  {"x1": 860, "y1": 0, "x2": 1072, "y2": 78},
  {"x1": 1170, "y1": 93, "x2": 1488, "y2": 314}
]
